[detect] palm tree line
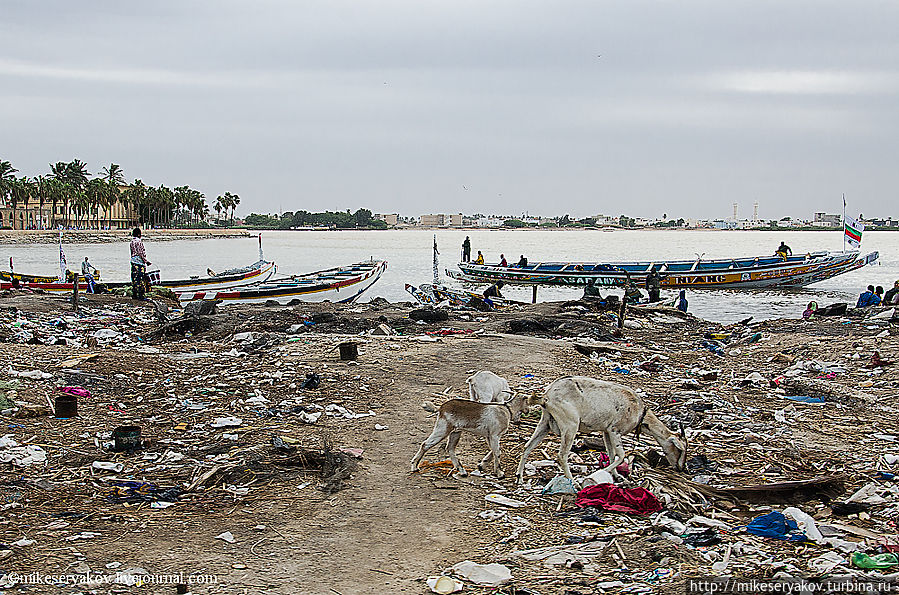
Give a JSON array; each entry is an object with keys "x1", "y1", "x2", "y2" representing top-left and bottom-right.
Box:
[{"x1": 0, "y1": 158, "x2": 241, "y2": 230}]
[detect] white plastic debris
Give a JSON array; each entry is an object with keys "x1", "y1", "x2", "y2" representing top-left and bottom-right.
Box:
[
  {"x1": 91, "y1": 328, "x2": 120, "y2": 339},
  {"x1": 374, "y1": 424, "x2": 389, "y2": 431},
  {"x1": 214, "y1": 531, "x2": 236, "y2": 543},
  {"x1": 12, "y1": 538, "x2": 34, "y2": 547},
  {"x1": 783, "y1": 507, "x2": 825, "y2": 544},
  {"x1": 232, "y1": 332, "x2": 255, "y2": 342},
  {"x1": 298, "y1": 411, "x2": 322, "y2": 424},
  {"x1": 484, "y1": 493, "x2": 527, "y2": 508},
  {"x1": 450, "y1": 560, "x2": 512, "y2": 586},
  {"x1": 581, "y1": 469, "x2": 615, "y2": 487},
  {"x1": 7, "y1": 367, "x2": 52, "y2": 380},
  {"x1": 92, "y1": 461, "x2": 125, "y2": 473},
  {"x1": 0, "y1": 436, "x2": 47, "y2": 467},
  {"x1": 211, "y1": 417, "x2": 243, "y2": 428},
  {"x1": 809, "y1": 551, "x2": 847, "y2": 573}
]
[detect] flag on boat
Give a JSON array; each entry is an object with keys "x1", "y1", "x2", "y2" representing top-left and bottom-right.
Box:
[
  {"x1": 58, "y1": 229, "x2": 67, "y2": 281},
  {"x1": 844, "y1": 215, "x2": 864, "y2": 248}
]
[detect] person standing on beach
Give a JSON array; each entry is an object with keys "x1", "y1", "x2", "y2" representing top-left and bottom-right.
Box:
[
  {"x1": 645, "y1": 268, "x2": 662, "y2": 303},
  {"x1": 462, "y1": 236, "x2": 471, "y2": 262},
  {"x1": 130, "y1": 228, "x2": 151, "y2": 300}
]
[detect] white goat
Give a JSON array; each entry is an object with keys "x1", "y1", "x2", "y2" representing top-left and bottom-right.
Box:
[
  {"x1": 411, "y1": 394, "x2": 529, "y2": 478},
  {"x1": 467, "y1": 370, "x2": 512, "y2": 403},
  {"x1": 515, "y1": 376, "x2": 687, "y2": 483}
]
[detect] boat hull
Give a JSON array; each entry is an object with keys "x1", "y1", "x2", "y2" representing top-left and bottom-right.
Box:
[
  {"x1": 448, "y1": 251, "x2": 879, "y2": 290},
  {"x1": 0, "y1": 260, "x2": 276, "y2": 294},
  {"x1": 178, "y1": 260, "x2": 388, "y2": 305}
]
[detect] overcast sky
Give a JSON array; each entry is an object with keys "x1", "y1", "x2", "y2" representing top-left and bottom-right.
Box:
[{"x1": 2, "y1": 1, "x2": 897, "y2": 220}]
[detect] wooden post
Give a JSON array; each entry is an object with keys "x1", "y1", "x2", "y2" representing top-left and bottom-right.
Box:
[
  {"x1": 532, "y1": 285, "x2": 538, "y2": 304},
  {"x1": 71, "y1": 275, "x2": 79, "y2": 312}
]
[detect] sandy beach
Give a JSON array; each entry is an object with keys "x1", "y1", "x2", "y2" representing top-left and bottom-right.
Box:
[{"x1": 0, "y1": 289, "x2": 896, "y2": 593}]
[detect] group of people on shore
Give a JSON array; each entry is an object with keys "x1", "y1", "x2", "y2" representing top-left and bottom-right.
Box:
[{"x1": 857, "y1": 282, "x2": 899, "y2": 308}]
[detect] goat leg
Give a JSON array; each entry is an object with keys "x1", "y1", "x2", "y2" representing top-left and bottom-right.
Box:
[
  {"x1": 516, "y1": 414, "x2": 552, "y2": 482},
  {"x1": 446, "y1": 430, "x2": 467, "y2": 476}
]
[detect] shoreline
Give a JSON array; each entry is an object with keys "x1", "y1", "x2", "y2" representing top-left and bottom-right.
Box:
[
  {"x1": 0, "y1": 228, "x2": 252, "y2": 244},
  {"x1": 0, "y1": 225, "x2": 891, "y2": 245}
]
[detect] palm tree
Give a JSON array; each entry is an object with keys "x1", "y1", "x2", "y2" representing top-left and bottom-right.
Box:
[
  {"x1": 230, "y1": 193, "x2": 240, "y2": 226},
  {"x1": 212, "y1": 195, "x2": 227, "y2": 225},
  {"x1": 9, "y1": 178, "x2": 30, "y2": 230},
  {"x1": 1, "y1": 161, "x2": 19, "y2": 227},
  {"x1": 100, "y1": 164, "x2": 125, "y2": 228},
  {"x1": 127, "y1": 179, "x2": 147, "y2": 227},
  {"x1": 35, "y1": 176, "x2": 49, "y2": 229}
]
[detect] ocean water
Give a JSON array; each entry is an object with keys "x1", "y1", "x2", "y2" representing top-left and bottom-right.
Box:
[{"x1": 2, "y1": 229, "x2": 895, "y2": 324}]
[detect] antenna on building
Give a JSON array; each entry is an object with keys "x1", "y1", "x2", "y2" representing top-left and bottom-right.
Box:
[
  {"x1": 732, "y1": 202, "x2": 738, "y2": 221},
  {"x1": 753, "y1": 202, "x2": 759, "y2": 222}
]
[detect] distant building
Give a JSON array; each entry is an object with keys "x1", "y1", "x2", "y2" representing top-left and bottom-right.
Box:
[
  {"x1": 419, "y1": 214, "x2": 445, "y2": 227},
  {"x1": 476, "y1": 217, "x2": 503, "y2": 228},
  {"x1": 813, "y1": 212, "x2": 841, "y2": 227},
  {"x1": 375, "y1": 213, "x2": 398, "y2": 226},
  {"x1": 864, "y1": 217, "x2": 897, "y2": 228},
  {"x1": 418, "y1": 213, "x2": 463, "y2": 227}
]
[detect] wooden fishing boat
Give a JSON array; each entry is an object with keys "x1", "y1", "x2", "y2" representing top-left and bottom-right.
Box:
[
  {"x1": 447, "y1": 250, "x2": 879, "y2": 290},
  {"x1": 0, "y1": 260, "x2": 276, "y2": 293},
  {"x1": 1, "y1": 270, "x2": 100, "y2": 284},
  {"x1": 178, "y1": 260, "x2": 387, "y2": 305}
]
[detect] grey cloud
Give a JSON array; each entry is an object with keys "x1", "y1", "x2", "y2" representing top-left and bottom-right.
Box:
[{"x1": 2, "y1": 0, "x2": 898, "y2": 220}]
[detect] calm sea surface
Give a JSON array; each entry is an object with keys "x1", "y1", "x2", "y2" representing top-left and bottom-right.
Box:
[{"x1": 3, "y1": 229, "x2": 896, "y2": 324}]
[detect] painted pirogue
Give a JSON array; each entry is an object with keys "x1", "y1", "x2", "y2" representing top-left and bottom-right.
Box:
[{"x1": 447, "y1": 250, "x2": 879, "y2": 289}]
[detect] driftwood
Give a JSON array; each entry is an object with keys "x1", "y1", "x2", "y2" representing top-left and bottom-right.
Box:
[{"x1": 693, "y1": 475, "x2": 847, "y2": 504}]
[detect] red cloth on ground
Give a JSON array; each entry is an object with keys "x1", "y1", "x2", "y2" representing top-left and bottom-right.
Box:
[{"x1": 575, "y1": 483, "x2": 663, "y2": 515}]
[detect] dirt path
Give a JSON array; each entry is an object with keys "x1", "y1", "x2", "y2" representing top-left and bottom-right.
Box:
[{"x1": 276, "y1": 335, "x2": 562, "y2": 594}]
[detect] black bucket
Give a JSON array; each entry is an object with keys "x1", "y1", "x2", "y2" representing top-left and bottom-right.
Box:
[
  {"x1": 338, "y1": 342, "x2": 358, "y2": 361},
  {"x1": 112, "y1": 426, "x2": 142, "y2": 452},
  {"x1": 54, "y1": 394, "x2": 77, "y2": 418}
]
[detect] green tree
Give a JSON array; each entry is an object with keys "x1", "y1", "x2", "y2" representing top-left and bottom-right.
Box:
[{"x1": 0, "y1": 161, "x2": 19, "y2": 228}]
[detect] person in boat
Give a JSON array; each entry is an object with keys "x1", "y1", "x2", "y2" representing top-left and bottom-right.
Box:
[
  {"x1": 474, "y1": 251, "x2": 485, "y2": 265},
  {"x1": 207, "y1": 268, "x2": 217, "y2": 277},
  {"x1": 482, "y1": 281, "x2": 504, "y2": 306},
  {"x1": 461, "y1": 237, "x2": 471, "y2": 262},
  {"x1": 516, "y1": 255, "x2": 528, "y2": 268},
  {"x1": 499, "y1": 254, "x2": 508, "y2": 267},
  {"x1": 644, "y1": 268, "x2": 662, "y2": 303},
  {"x1": 81, "y1": 257, "x2": 98, "y2": 294},
  {"x1": 130, "y1": 228, "x2": 151, "y2": 301},
  {"x1": 884, "y1": 280, "x2": 899, "y2": 305},
  {"x1": 775, "y1": 242, "x2": 792, "y2": 260},
  {"x1": 856, "y1": 285, "x2": 880, "y2": 308},
  {"x1": 676, "y1": 290, "x2": 688, "y2": 313},
  {"x1": 803, "y1": 301, "x2": 818, "y2": 320},
  {"x1": 582, "y1": 278, "x2": 601, "y2": 299}
]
